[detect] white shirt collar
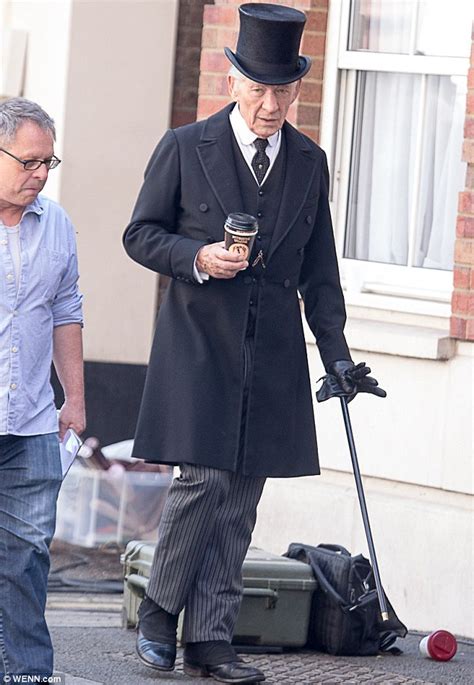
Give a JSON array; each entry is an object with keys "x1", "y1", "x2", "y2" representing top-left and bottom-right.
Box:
[{"x1": 229, "y1": 104, "x2": 280, "y2": 149}]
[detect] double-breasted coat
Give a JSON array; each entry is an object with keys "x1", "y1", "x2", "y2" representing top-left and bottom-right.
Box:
[{"x1": 123, "y1": 104, "x2": 350, "y2": 478}]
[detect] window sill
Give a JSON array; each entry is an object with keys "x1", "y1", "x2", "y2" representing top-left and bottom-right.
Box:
[{"x1": 301, "y1": 297, "x2": 455, "y2": 361}]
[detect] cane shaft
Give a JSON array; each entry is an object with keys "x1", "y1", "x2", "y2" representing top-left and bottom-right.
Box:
[{"x1": 340, "y1": 397, "x2": 389, "y2": 620}]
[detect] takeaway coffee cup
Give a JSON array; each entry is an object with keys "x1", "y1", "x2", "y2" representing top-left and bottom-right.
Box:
[
  {"x1": 419, "y1": 630, "x2": 457, "y2": 661},
  {"x1": 224, "y1": 213, "x2": 258, "y2": 261}
]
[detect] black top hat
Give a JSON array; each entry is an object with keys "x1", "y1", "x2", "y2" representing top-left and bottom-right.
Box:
[{"x1": 224, "y1": 3, "x2": 311, "y2": 85}]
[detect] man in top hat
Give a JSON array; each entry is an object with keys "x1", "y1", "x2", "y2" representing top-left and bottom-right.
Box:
[{"x1": 123, "y1": 3, "x2": 384, "y2": 682}]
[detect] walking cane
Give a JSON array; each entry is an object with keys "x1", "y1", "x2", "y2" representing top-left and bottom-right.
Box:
[
  {"x1": 339, "y1": 396, "x2": 389, "y2": 621},
  {"x1": 316, "y1": 367, "x2": 389, "y2": 622}
]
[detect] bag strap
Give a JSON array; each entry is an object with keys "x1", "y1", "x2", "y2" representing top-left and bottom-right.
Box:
[
  {"x1": 317, "y1": 543, "x2": 351, "y2": 556},
  {"x1": 309, "y1": 561, "x2": 349, "y2": 608}
]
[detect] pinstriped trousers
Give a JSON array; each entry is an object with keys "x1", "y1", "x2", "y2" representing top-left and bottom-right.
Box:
[{"x1": 146, "y1": 463, "x2": 266, "y2": 643}]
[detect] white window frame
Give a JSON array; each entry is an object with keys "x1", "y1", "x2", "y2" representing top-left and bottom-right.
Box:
[{"x1": 321, "y1": 0, "x2": 470, "y2": 317}]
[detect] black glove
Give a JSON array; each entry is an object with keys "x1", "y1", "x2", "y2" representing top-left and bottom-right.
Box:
[{"x1": 316, "y1": 360, "x2": 387, "y2": 403}]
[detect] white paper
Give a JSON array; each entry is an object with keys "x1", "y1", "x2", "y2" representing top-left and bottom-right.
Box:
[{"x1": 60, "y1": 428, "x2": 82, "y2": 477}]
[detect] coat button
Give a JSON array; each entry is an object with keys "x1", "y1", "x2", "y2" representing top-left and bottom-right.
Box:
[
  {"x1": 298, "y1": 247, "x2": 305, "y2": 256},
  {"x1": 199, "y1": 203, "x2": 209, "y2": 212},
  {"x1": 283, "y1": 279, "x2": 290, "y2": 288},
  {"x1": 305, "y1": 215, "x2": 312, "y2": 224},
  {"x1": 257, "y1": 235, "x2": 262, "y2": 242},
  {"x1": 257, "y1": 211, "x2": 263, "y2": 218},
  {"x1": 244, "y1": 276, "x2": 252, "y2": 285}
]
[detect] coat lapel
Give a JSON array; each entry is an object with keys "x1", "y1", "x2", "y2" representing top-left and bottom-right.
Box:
[
  {"x1": 267, "y1": 122, "x2": 318, "y2": 262},
  {"x1": 197, "y1": 104, "x2": 244, "y2": 235}
]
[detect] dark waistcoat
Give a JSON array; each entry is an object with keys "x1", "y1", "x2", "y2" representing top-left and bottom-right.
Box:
[{"x1": 230, "y1": 131, "x2": 287, "y2": 335}]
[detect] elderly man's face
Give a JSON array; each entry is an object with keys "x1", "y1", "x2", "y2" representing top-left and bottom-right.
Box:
[
  {"x1": 0, "y1": 121, "x2": 54, "y2": 215},
  {"x1": 228, "y1": 75, "x2": 300, "y2": 138}
]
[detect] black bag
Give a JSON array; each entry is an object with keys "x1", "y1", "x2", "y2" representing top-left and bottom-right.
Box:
[{"x1": 285, "y1": 543, "x2": 407, "y2": 656}]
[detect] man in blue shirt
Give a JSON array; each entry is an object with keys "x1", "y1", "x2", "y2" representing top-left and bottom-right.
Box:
[{"x1": 0, "y1": 98, "x2": 85, "y2": 678}]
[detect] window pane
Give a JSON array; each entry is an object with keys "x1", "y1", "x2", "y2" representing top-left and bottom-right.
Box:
[
  {"x1": 344, "y1": 71, "x2": 467, "y2": 270},
  {"x1": 344, "y1": 72, "x2": 421, "y2": 266},
  {"x1": 349, "y1": 0, "x2": 472, "y2": 57},
  {"x1": 415, "y1": 75, "x2": 467, "y2": 269},
  {"x1": 416, "y1": 0, "x2": 472, "y2": 58},
  {"x1": 350, "y1": 0, "x2": 416, "y2": 54}
]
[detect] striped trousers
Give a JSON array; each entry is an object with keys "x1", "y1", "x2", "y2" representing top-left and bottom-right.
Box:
[{"x1": 146, "y1": 463, "x2": 266, "y2": 643}]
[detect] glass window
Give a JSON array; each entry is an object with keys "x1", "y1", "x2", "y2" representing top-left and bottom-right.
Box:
[
  {"x1": 331, "y1": 0, "x2": 472, "y2": 297},
  {"x1": 350, "y1": 0, "x2": 472, "y2": 57},
  {"x1": 344, "y1": 71, "x2": 467, "y2": 270}
]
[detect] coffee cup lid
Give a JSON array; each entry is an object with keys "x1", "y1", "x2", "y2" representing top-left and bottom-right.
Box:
[
  {"x1": 225, "y1": 212, "x2": 258, "y2": 230},
  {"x1": 427, "y1": 631, "x2": 457, "y2": 661}
]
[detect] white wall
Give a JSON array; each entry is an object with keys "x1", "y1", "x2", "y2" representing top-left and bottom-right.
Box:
[
  {"x1": 60, "y1": 0, "x2": 179, "y2": 364},
  {"x1": 2, "y1": 0, "x2": 179, "y2": 365},
  {"x1": 252, "y1": 335, "x2": 474, "y2": 638}
]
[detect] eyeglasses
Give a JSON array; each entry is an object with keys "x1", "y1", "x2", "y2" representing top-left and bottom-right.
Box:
[{"x1": 0, "y1": 147, "x2": 61, "y2": 171}]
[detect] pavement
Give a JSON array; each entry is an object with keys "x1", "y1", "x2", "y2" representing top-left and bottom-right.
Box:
[{"x1": 45, "y1": 542, "x2": 474, "y2": 685}]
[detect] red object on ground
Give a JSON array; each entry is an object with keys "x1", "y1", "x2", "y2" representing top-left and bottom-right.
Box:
[{"x1": 419, "y1": 630, "x2": 458, "y2": 661}]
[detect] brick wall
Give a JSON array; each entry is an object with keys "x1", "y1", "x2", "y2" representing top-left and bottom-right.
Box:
[
  {"x1": 170, "y1": 0, "x2": 207, "y2": 128},
  {"x1": 451, "y1": 34, "x2": 474, "y2": 341},
  {"x1": 197, "y1": 0, "x2": 328, "y2": 143}
]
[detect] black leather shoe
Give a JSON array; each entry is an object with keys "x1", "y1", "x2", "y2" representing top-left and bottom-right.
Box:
[
  {"x1": 183, "y1": 658, "x2": 265, "y2": 683},
  {"x1": 136, "y1": 631, "x2": 176, "y2": 671}
]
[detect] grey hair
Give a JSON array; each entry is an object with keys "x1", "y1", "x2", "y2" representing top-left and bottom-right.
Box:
[
  {"x1": 0, "y1": 97, "x2": 56, "y2": 144},
  {"x1": 228, "y1": 65, "x2": 245, "y2": 81}
]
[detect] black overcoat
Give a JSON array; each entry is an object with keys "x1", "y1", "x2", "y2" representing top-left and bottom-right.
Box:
[{"x1": 123, "y1": 104, "x2": 350, "y2": 478}]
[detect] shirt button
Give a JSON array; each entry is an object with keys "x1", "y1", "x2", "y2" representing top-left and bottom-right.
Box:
[
  {"x1": 6, "y1": 273, "x2": 14, "y2": 280},
  {"x1": 10, "y1": 383, "x2": 17, "y2": 390},
  {"x1": 0, "y1": 239, "x2": 7, "y2": 245},
  {"x1": 12, "y1": 310, "x2": 18, "y2": 316},
  {"x1": 258, "y1": 190, "x2": 263, "y2": 196},
  {"x1": 11, "y1": 346, "x2": 18, "y2": 353}
]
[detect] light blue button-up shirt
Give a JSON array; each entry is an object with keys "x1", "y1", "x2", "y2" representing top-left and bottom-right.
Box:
[{"x1": 0, "y1": 195, "x2": 83, "y2": 436}]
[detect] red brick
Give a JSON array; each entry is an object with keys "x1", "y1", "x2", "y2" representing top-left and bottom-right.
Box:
[
  {"x1": 450, "y1": 315, "x2": 467, "y2": 339},
  {"x1": 466, "y1": 164, "x2": 474, "y2": 190},
  {"x1": 453, "y1": 266, "x2": 471, "y2": 289},
  {"x1": 465, "y1": 116, "x2": 474, "y2": 140},
  {"x1": 295, "y1": 102, "x2": 321, "y2": 126},
  {"x1": 454, "y1": 238, "x2": 474, "y2": 265},
  {"x1": 463, "y1": 139, "x2": 474, "y2": 164},
  {"x1": 457, "y1": 215, "x2": 474, "y2": 238},
  {"x1": 467, "y1": 92, "x2": 474, "y2": 116},
  {"x1": 197, "y1": 95, "x2": 228, "y2": 119},
  {"x1": 301, "y1": 31, "x2": 327, "y2": 57},
  {"x1": 203, "y1": 5, "x2": 237, "y2": 28},
  {"x1": 171, "y1": 110, "x2": 196, "y2": 128},
  {"x1": 468, "y1": 67, "x2": 474, "y2": 90},
  {"x1": 217, "y1": 27, "x2": 238, "y2": 47},
  {"x1": 306, "y1": 58, "x2": 325, "y2": 80},
  {"x1": 466, "y1": 318, "x2": 474, "y2": 340},
  {"x1": 200, "y1": 50, "x2": 229, "y2": 73},
  {"x1": 458, "y1": 192, "x2": 474, "y2": 215},
  {"x1": 202, "y1": 26, "x2": 218, "y2": 49},
  {"x1": 452, "y1": 291, "x2": 474, "y2": 314},
  {"x1": 306, "y1": 9, "x2": 328, "y2": 32},
  {"x1": 199, "y1": 73, "x2": 229, "y2": 96},
  {"x1": 300, "y1": 80, "x2": 323, "y2": 105}
]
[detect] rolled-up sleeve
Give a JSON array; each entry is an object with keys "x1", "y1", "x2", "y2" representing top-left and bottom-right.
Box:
[{"x1": 52, "y1": 222, "x2": 84, "y2": 327}]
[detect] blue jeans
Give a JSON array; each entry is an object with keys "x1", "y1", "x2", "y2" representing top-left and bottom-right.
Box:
[{"x1": 0, "y1": 433, "x2": 62, "y2": 677}]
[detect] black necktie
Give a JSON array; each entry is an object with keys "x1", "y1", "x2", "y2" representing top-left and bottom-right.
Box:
[{"x1": 251, "y1": 138, "x2": 270, "y2": 185}]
